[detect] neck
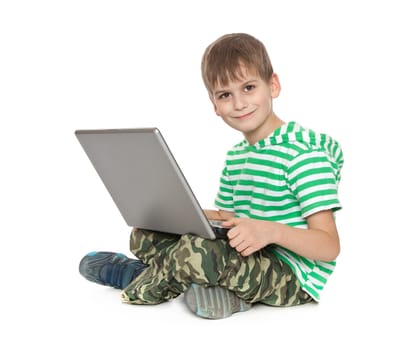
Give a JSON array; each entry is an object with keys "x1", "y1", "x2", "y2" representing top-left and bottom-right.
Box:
[{"x1": 245, "y1": 115, "x2": 284, "y2": 145}]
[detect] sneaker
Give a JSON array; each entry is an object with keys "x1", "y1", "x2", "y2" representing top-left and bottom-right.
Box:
[
  {"x1": 184, "y1": 283, "x2": 252, "y2": 319},
  {"x1": 79, "y1": 251, "x2": 148, "y2": 289}
]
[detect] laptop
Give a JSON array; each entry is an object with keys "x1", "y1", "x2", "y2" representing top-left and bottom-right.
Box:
[{"x1": 75, "y1": 127, "x2": 228, "y2": 239}]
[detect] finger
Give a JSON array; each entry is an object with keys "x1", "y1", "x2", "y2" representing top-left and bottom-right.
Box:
[
  {"x1": 228, "y1": 231, "x2": 243, "y2": 247},
  {"x1": 227, "y1": 226, "x2": 240, "y2": 240},
  {"x1": 240, "y1": 246, "x2": 254, "y2": 257},
  {"x1": 222, "y1": 220, "x2": 235, "y2": 228},
  {"x1": 228, "y1": 235, "x2": 238, "y2": 247},
  {"x1": 235, "y1": 240, "x2": 250, "y2": 253},
  {"x1": 224, "y1": 217, "x2": 241, "y2": 227}
]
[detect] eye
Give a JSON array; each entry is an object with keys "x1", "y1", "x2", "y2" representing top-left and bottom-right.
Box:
[
  {"x1": 244, "y1": 84, "x2": 255, "y2": 92},
  {"x1": 218, "y1": 92, "x2": 231, "y2": 99}
]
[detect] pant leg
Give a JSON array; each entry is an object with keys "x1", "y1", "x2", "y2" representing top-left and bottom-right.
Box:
[
  {"x1": 122, "y1": 231, "x2": 312, "y2": 306},
  {"x1": 129, "y1": 228, "x2": 180, "y2": 264},
  {"x1": 242, "y1": 249, "x2": 313, "y2": 306}
]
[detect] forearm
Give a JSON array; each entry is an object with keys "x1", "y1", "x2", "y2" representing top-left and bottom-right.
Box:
[
  {"x1": 269, "y1": 222, "x2": 340, "y2": 261},
  {"x1": 204, "y1": 209, "x2": 235, "y2": 221},
  {"x1": 225, "y1": 210, "x2": 340, "y2": 261}
]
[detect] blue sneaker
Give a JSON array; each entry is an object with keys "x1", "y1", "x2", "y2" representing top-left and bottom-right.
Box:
[{"x1": 79, "y1": 251, "x2": 148, "y2": 289}]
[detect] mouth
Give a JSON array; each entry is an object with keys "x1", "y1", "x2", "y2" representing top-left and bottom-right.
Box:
[{"x1": 233, "y1": 110, "x2": 254, "y2": 120}]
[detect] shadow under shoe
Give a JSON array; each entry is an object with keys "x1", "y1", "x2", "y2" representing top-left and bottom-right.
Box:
[{"x1": 79, "y1": 251, "x2": 148, "y2": 289}]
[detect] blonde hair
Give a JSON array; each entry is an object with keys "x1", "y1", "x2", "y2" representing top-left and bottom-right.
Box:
[{"x1": 201, "y1": 33, "x2": 274, "y2": 94}]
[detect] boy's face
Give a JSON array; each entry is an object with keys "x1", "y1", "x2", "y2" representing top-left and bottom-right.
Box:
[{"x1": 210, "y1": 66, "x2": 281, "y2": 144}]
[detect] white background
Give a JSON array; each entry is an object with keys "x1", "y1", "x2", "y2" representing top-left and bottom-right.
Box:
[{"x1": 1, "y1": 1, "x2": 419, "y2": 349}]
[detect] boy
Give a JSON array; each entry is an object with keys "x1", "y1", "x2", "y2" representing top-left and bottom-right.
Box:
[{"x1": 79, "y1": 33, "x2": 343, "y2": 319}]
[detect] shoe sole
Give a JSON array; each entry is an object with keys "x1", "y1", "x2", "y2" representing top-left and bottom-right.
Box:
[{"x1": 184, "y1": 284, "x2": 251, "y2": 319}]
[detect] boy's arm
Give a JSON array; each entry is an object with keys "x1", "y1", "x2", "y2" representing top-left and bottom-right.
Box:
[
  {"x1": 204, "y1": 209, "x2": 235, "y2": 221},
  {"x1": 224, "y1": 209, "x2": 340, "y2": 262}
]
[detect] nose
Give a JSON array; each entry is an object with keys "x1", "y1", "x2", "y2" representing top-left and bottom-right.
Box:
[{"x1": 233, "y1": 95, "x2": 247, "y2": 110}]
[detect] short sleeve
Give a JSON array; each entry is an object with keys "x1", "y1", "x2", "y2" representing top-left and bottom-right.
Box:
[{"x1": 287, "y1": 150, "x2": 341, "y2": 218}]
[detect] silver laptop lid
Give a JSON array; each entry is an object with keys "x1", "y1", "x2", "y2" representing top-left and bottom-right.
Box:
[{"x1": 75, "y1": 128, "x2": 216, "y2": 239}]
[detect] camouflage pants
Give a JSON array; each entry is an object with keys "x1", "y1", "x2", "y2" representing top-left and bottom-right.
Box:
[{"x1": 121, "y1": 229, "x2": 312, "y2": 306}]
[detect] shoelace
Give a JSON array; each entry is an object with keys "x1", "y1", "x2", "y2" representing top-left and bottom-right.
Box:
[
  {"x1": 102, "y1": 258, "x2": 145, "y2": 289},
  {"x1": 101, "y1": 258, "x2": 128, "y2": 288}
]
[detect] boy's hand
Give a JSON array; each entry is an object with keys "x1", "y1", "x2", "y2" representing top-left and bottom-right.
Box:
[{"x1": 223, "y1": 218, "x2": 274, "y2": 257}]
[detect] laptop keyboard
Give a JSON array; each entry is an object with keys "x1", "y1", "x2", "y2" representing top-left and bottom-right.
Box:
[{"x1": 209, "y1": 220, "x2": 229, "y2": 239}]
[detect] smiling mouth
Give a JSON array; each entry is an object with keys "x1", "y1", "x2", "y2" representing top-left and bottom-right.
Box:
[{"x1": 234, "y1": 111, "x2": 254, "y2": 119}]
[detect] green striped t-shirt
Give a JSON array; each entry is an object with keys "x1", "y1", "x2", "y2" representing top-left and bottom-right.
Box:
[{"x1": 214, "y1": 121, "x2": 344, "y2": 301}]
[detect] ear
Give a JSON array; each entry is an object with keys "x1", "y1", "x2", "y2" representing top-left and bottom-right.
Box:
[{"x1": 270, "y1": 73, "x2": 281, "y2": 98}]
